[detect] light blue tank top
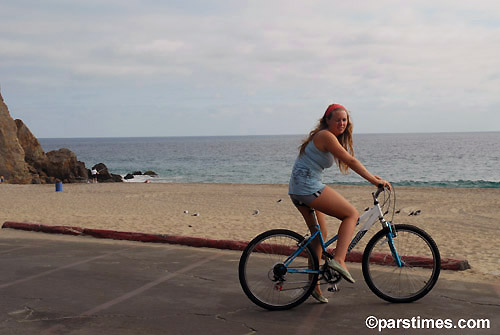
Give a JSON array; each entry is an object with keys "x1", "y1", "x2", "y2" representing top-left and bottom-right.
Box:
[{"x1": 289, "y1": 140, "x2": 334, "y2": 195}]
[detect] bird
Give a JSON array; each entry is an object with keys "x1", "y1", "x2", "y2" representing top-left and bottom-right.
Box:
[
  {"x1": 277, "y1": 199, "x2": 282, "y2": 203},
  {"x1": 192, "y1": 213, "x2": 200, "y2": 217},
  {"x1": 408, "y1": 210, "x2": 422, "y2": 216},
  {"x1": 184, "y1": 210, "x2": 189, "y2": 214}
]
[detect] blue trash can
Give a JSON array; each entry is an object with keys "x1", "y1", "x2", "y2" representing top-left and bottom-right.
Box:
[{"x1": 55, "y1": 181, "x2": 63, "y2": 192}]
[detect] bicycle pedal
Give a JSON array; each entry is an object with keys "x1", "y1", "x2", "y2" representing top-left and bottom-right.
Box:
[{"x1": 327, "y1": 284, "x2": 339, "y2": 292}]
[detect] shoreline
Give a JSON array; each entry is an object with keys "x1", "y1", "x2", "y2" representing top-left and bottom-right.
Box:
[
  {"x1": 1, "y1": 182, "x2": 499, "y2": 282},
  {"x1": 122, "y1": 177, "x2": 500, "y2": 189}
]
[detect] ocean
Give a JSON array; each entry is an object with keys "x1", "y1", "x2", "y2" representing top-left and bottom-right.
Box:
[{"x1": 39, "y1": 132, "x2": 500, "y2": 188}]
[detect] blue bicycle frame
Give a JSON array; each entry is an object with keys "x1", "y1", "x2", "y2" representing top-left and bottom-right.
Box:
[{"x1": 284, "y1": 190, "x2": 403, "y2": 274}]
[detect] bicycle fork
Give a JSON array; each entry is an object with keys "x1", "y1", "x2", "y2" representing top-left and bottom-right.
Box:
[{"x1": 385, "y1": 223, "x2": 403, "y2": 267}]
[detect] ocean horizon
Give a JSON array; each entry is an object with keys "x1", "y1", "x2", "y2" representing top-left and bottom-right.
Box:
[{"x1": 39, "y1": 132, "x2": 500, "y2": 188}]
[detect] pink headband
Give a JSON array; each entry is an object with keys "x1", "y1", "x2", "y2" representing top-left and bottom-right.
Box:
[{"x1": 324, "y1": 104, "x2": 346, "y2": 119}]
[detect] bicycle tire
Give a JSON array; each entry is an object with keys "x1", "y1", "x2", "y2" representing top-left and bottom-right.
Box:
[
  {"x1": 362, "y1": 224, "x2": 440, "y2": 303},
  {"x1": 239, "y1": 229, "x2": 319, "y2": 310}
]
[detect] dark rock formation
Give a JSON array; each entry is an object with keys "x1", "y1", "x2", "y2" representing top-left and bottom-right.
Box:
[
  {"x1": 14, "y1": 118, "x2": 88, "y2": 184},
  {"x1": 144, "y1": 170, "x2": 158, "y2": 176},
  {"x1": 15, "y1": 119, "x2": 47, "y2": 169},
  {"x1": 1, "y1": 92, "x2": 119, "y2": 184},
  {"x1": 91, "y1": 163, "x2": 123, "y2": 183},
  {"x1": 15, "y1": 118, "x2": 50, "y2": 183},
  {"x1": 45, "y1": 149, "x2": 88, "y2": 183},
  {"x1": 124, "y1": 173, "x2": 135, "y2": 179},
  {"x1": 0, "y1": 93, "x2": 32, "y2": 183}
]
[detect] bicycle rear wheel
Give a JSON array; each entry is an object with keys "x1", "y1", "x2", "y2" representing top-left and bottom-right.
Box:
[
  {"x1": 362, "y1": 224, "x2": 440, "y2": 303},
  {"x1": 239, "y1": 229, "x2": 319, "y2": 310}
]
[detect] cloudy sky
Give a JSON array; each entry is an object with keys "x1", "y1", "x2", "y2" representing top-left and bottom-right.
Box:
[{"x1": 1, "y1": 0, "x2": 499, "y2": 138}]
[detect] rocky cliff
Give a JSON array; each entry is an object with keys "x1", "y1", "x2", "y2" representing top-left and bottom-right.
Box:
[
  {"x1": 0, "y1": 92, "x2": 32, "y2": 183},
  {"x1": 0, "y1": 92, "x2": 89, "y2": 184}
]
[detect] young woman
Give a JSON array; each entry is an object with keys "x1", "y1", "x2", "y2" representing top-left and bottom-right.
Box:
[{"x1": 289, "y1": 104, "x2": 391, "y2": 303}]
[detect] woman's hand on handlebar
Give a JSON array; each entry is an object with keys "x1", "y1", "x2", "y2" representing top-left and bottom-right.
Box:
[{"x1": 374, "y1": 176, "x2": 392, "y2": 191}]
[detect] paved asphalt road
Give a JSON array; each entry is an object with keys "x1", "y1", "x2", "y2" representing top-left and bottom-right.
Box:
[{"x1": 0, "y1": 229, "x2": 498, "y2": 334}]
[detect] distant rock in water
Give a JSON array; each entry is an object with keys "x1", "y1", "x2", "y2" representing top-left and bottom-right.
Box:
[
  {"x1": 124, "y1": 170, "x2": 157, "y2": 181},
  {"x1": 144, "y1": 170, "x2": 158, "y2": 176},
  {"x1": 91, "y1": 163, "x2": 123, "y2": 183},
  {"x1": 0, "y1": 92, "x2": 120, "y2": 184}
]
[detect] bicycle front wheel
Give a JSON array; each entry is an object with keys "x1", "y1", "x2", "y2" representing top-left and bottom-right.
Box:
[
  {"x1": 362, "y1": 224, "x2": 440, "y2": 303},
  {"x1": 239, "y1": 229, "x2": 319, "y2": 310}
]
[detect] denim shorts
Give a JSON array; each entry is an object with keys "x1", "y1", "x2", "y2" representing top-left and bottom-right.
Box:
[{"x1": 289, "y1": 188, "x2": 324, "y2": 208}]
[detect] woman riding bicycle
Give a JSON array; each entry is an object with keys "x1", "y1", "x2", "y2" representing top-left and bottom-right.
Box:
[{"x1": 289, "y1": 103, "x2": 391, "y2": 303}]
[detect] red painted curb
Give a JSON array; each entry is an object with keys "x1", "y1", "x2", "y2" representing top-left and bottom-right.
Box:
[{"x1": 2, "y1": 221, "x2": 470, "y2": 271}]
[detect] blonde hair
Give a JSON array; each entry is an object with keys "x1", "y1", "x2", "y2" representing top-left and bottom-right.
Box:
[{"x1": 299, "y1": 106, "x2": 354, "y2": 174}]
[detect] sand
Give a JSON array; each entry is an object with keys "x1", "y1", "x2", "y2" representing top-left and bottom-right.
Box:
[{"x1": 1, "y1": 182, "x2": 499, "y2": 283}]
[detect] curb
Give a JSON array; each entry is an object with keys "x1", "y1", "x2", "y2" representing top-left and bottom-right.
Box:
[{"x1": 2, "y1": 221, "x2": 470, "y2": 271}]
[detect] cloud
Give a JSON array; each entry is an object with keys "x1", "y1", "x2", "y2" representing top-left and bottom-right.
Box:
[{"x1": 1, "y1": 0, "x2": 499, "y2": 136}]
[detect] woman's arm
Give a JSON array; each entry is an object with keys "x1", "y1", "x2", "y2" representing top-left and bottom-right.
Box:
[{"x1": 315, "y1": 131, "x2": 391, "y2": 189}]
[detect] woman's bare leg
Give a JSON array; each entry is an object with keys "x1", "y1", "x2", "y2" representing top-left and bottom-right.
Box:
[
  {"x1": 309, "y1": 186, "x2": 358, "y2": 271},
  {"x1": 296, "y1": 206, "x2": 327, "y2": 295}
]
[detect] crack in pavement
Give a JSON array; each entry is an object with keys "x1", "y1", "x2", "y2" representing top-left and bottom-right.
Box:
[
  {"x1": 8, "y1": 306, "x2": 84, "y2": 324},
  {"x1": 440, "y1": 295, "x2": 500, "y2": 307},
  {"x1": 192, "y1": 275, "x2": 216, "y2": 282},
  {"x1": 189, "y1": 309, "x2": 258, "y2": 334},
  {"x1": 215, "y1": 308, "x2": 259, "y2": 334}
]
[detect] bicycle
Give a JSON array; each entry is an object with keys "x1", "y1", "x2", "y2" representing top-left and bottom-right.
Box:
[{"x1": 238, "y1": 186, "x2": 441, "y2": 310}]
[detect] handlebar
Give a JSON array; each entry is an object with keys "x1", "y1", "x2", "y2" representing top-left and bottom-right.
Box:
[
  {"x1": 372, "y1": 185, "x2": 395, "y2": 217},
  {"x1": 373, "y1": 185, "x2": 386, "y2": 201}
]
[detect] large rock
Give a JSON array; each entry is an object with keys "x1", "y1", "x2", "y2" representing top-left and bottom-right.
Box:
[
  {"x1": 45, "y1": 148, "x2": 88, "y2": 183},
  {"x1": 13, "y1": 116, "x2": 88, "y2": 183},
  {"x1": 91, "y1": 163, "x2": 122, "y2": 183},
  {"x1": 15, "y1": 119, "x2": 48, "y2": 170},
  {"x1": 1, "y1": 92, "x2": 120, "y2": 184},
  {"x1": 0, "y1": 93, "x2": 32, "y2": 183}
]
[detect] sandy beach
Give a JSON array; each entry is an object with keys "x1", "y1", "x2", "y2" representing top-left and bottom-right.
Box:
[{"x1": 1, "y1": 182, "x2": 499, "y2": 283}]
